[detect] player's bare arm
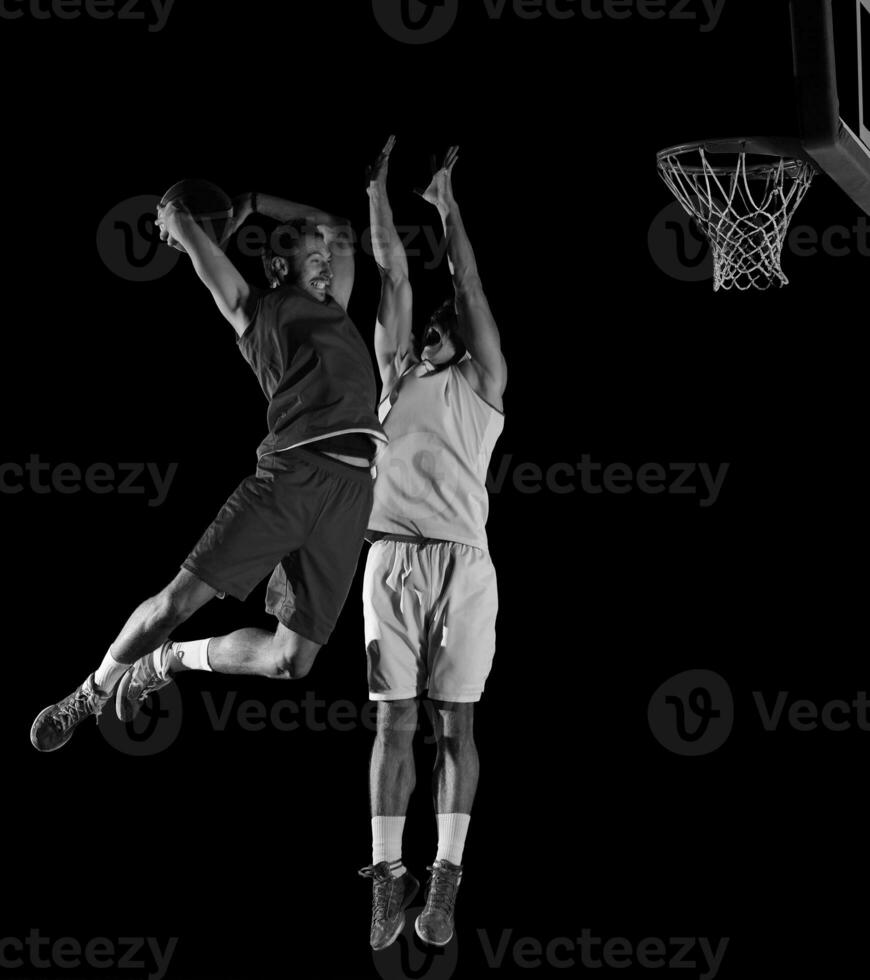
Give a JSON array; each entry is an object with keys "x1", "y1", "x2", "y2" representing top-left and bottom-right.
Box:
[
  {"x1": 157, "y1": 198, "x2": 256, "y2": 338},
  {"x1": 420, "y1": 147, "x2": 507, "y2": 410},
  {"x1": 367, "y1": 135, "x2": 415, "y2": 391},
  {"x1": 224, "y1": 191, "x2": 356, "y2": 312}
]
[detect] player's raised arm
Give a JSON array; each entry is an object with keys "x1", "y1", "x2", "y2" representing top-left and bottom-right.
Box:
[
  {"x1": 157, "y1": 199, "x2": 256, "y2": 338},
  {"x1": 367, "y1": 136, "x2": 414, "y2": 389},
  {"x1": 420, "y1": 147, "x2": 507, "y2": 407},
  {"x1": 227, "y1": 191, "x2": 356, "y2": 312}
]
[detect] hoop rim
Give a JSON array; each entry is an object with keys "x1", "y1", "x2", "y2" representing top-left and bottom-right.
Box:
[{"x1": 656, "y1": 136, "x2": 816, "y2": 172}]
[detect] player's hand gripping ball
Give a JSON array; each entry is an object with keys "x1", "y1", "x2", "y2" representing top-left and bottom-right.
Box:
[{"x1": 157, "y1": 179, "x2": 234, "y2": 253}]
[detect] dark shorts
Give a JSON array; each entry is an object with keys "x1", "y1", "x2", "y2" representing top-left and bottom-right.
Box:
[{"x1": 183, "y1": 448, "x2": 374, "y2": 645}]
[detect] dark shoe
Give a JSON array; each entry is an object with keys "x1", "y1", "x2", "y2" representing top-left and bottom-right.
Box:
[
  {"x1": 415, "y1": 859, "x2": 462, "y2": 946},
  {"x1": 359, "y1": 862, "x2": 420, "y2": 951},
  {"x1": 31, "y1": 674, "x2": 109, "y2": 752}
]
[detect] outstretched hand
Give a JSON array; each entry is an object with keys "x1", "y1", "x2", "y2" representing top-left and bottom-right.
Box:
[
  {"x1": 417, "y1": 145, "x2": 459, "y2": 211},
  {"x1": 367, "y1": 134, "x2": 397, "y2": 187}
]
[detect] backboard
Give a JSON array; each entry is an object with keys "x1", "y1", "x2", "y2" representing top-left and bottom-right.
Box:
[{"x1": 791, "y1": 0, "x2": 870, "y2": 213}]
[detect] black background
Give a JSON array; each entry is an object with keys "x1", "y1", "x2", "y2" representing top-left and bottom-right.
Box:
[{"x1": 0, "y1": 1, "x2": 861, "y2": 978}]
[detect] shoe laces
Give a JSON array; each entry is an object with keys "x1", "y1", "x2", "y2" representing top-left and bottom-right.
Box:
[
  {"x1": 424, "y1": 863, "x2": 461, "y2": 916},
  {"x1": 54, "y1": 685, "x2": 101, "y2": 730},
  {"x1": 137, "y1": 657, "x2": 166, "y2": 699},
  {"x1": 358, "y1": 865, "x2": 395, "y2": 923},
  {"x1": 137, "y1": 675, "x2": 159, "y2": 701}
]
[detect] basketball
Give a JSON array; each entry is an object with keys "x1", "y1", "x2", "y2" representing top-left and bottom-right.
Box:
[{"x1": 158, "y1": 178, "x2": 234, "y2": 247}]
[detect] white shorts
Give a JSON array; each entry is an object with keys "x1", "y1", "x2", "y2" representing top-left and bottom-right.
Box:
[{"x1": 363, "y1": 538, "x2": 498, "y2": 703}]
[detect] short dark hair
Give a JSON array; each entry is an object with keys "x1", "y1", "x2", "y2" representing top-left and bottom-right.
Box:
[
  {"x1": 260, "y1": 219, "x2": 323, "y2": 289},
  {"x1": 427, "y1": 297, "x2": 459, "y2": 334}
]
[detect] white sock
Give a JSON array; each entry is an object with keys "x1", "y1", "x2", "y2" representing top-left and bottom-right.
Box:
[
  {"x1": 372, "y1": 816, "x2": 406, "y2": 877},
  {"x1": 436, "y1": 813, "x2": 470, "y2": 867},
  {"x1": 164, "y1": 638, "x2": 213, "y2": 675},
  {"x1": 93, "y1": 649, "x2": 128, "y2": 695}
]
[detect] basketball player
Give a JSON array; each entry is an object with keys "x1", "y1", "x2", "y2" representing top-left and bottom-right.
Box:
[
  {"x1": 31, "y1": 187, "x2": 386, "y2": 751},
  {"x1": 358, "y1": 139, "x2": 507, "y2": 950}
]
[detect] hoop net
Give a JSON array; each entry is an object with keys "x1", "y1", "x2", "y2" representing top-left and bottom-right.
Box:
[{"x1": 657, "y1": 143, "x2": 816, "y2": 291}]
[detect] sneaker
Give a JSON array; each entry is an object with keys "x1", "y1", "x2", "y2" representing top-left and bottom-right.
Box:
[
  {"x1": 358, "y1": 862, "x2": 420, "y2": 951},
  {"x1": 415, "y1": 859, "x2": 462, "y2": 946},
  {"x1": 30, "y1": 673, "x2": 109, "y2": 752},
  {"x1": 115, "y1": 643, "x2": 174, "y2": 722}
]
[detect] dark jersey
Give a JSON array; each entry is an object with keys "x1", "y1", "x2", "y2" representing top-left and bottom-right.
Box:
[{"x1": 237, "y1": 284, "x2": 386, "y2": 460}]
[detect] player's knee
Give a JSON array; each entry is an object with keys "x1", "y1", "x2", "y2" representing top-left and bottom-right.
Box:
[
  {"x1": 152, "y1": 572, "x2": 210, "y2": 628},
  {"x1": 376, "y1": 699, "x2": 419, "y2": 743},
  {"x1": 269, "y1": 634, "x2": 320, "y2": 680},
  {"x1": 268, "y1": 649, "x2": 310, "y2": 680},
  {"x1": 429, "y1": 701, "x2": 475, "y2": 746}
]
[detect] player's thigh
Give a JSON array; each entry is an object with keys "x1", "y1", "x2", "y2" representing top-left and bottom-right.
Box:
[
  {"x1": 364, "y1": 541, "x2": 428, "y2": 700},
  {"x1": 183, "y1": 465, "x2": 313, "y2": 601},
  {"x1": 286, "y1": 465, "x2": 374, "y2": 643},
  {"x1": 428, "y1": 545, "x2": 498, "y2": 702}
]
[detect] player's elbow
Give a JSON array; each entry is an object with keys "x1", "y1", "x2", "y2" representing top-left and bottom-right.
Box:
[
  {"x1": 382, "y1": 266, "x2": 411, "y2": 290},
  {"x1": 326, "y1": 217, "x2": 354, "y2": 241},
  {"x1": 378, "y1": 269, "x2": 412, "y2": 309},
  {"x1": 454, "y1": 272, "x2": 484, "y2": 294}
]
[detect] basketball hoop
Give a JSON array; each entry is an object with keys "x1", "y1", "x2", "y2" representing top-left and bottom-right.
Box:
[{"x1": 657, "y1": 138, "x2": 817, "y2": 291}]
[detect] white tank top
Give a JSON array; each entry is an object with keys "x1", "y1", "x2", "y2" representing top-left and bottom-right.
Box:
[{"x1": 369, "y1": 357, "x2": 504, "y2": 550}]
